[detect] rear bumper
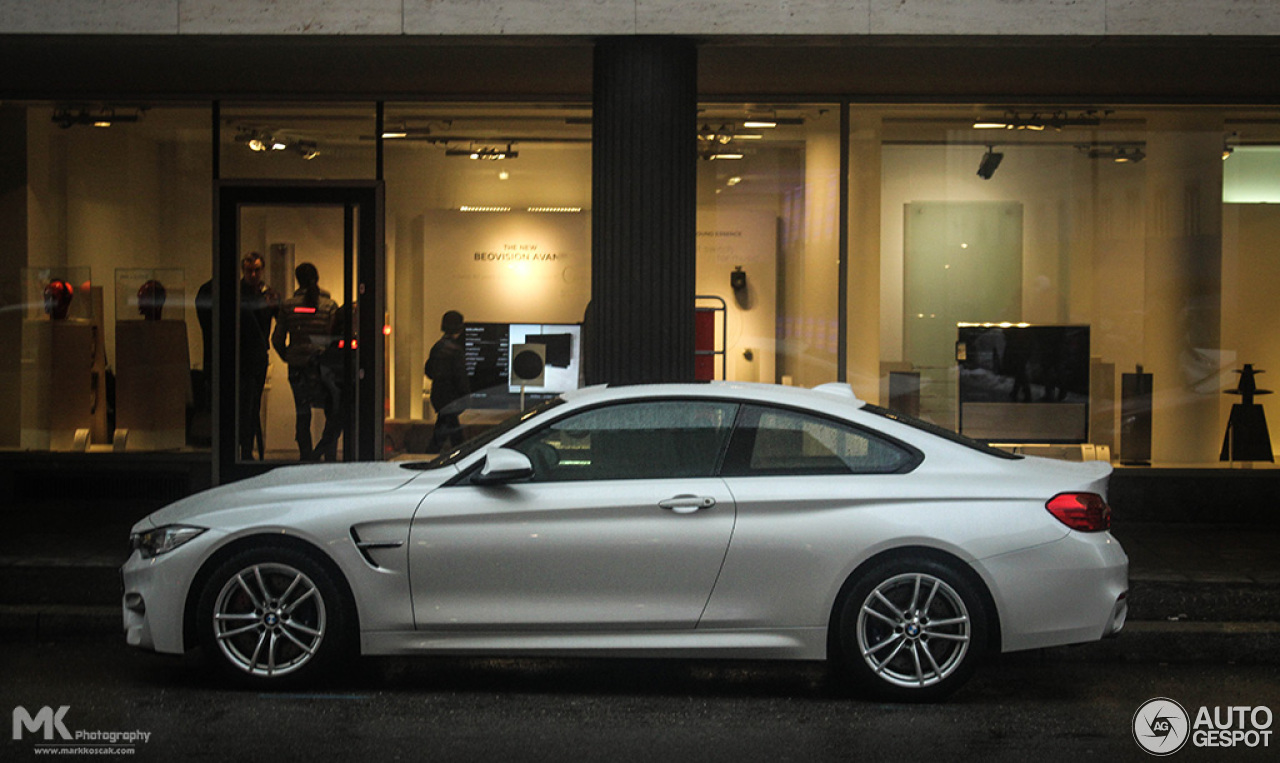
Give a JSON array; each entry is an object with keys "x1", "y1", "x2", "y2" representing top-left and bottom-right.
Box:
[{"x1": 979, "y1": 530, "x2": 1129, "y2": 653}]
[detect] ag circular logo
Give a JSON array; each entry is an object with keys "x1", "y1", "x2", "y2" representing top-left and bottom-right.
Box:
[{"x1": 1134, "y1": 697, "x2": 1190, "y2": 755}]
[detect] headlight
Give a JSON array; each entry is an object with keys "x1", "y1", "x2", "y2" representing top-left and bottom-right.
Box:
[{"x1": 130, "y1": 525, "x2": 207, "y2": 559}]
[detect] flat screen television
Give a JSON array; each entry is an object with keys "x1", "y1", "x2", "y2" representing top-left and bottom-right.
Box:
[
  {"x1": 956, "y1": 324, "x2": 1090, "y2": 444},
  {"x1": 462, "y1": 322, "x2": 582, "y2": 406}
]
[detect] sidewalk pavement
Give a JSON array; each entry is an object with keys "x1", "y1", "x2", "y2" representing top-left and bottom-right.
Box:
[{"x1": 1, "y1": 498, "x2": 1278, "y2": 665}]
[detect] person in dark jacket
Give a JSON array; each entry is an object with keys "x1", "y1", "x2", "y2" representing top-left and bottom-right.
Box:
[
  {"x1": 237, "y1": 253, "x2": 279, "y2": 460},
  {"x1": 425, "y1": 310, "x2": 469, "y2": 452},
  {"x1": 272, "y1": 263, "x2": 339, "y2": 461}
]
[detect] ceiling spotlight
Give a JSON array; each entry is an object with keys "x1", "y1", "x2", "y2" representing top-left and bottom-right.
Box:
[
  {"x1": 1078, "y1": 144, "x2": 1146, "y2": 163},
  {"x1": 698, "y1": 124, "x2": 737, "y2": 145},
  {"x1": 976, "y1": 147, "x2": 1004, "y2": 179},
  {"x1": 1112, "y1": 147, "x2": 1145, "y2": 163},
  {"x1": 743, "y1": 120, "x2": 778, "y2": 129},
  {"x1": 53, "y1": 106, "x2": 143, "y2": 129},
  {"x1": 973, "y1": 110, "x2": 1108, "y2": 131},
  {"x1": 447, "y1": 143, "x2": 517, "y2": 160}
]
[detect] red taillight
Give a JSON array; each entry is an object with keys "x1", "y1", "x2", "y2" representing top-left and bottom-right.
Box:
[{"x1": 1046, "y1": 492, "x2": 1111, "y2": 532}]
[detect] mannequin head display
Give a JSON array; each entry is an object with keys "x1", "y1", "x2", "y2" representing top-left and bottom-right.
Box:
[
  {"x1": 43, "y1": 279, "x2": 75, "y2": 320},
  {"x1": 137, "y1": 279, "x2": 167, "y2": 321}
]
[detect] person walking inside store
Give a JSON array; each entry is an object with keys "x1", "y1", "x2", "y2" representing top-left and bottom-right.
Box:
[
  {"x1": 272, "y1": 262, "x2": 339, "y2": 461},
  {"x1": 425, "y1": 310, "x2": 470, "y2": 452},
  {"x1": 238, "y1": 253, "x2": 279, "y2": 460}
]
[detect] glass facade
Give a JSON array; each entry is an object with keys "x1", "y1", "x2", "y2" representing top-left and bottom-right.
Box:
[
  {"x1": 2, "y1": 103, "x2": 212, "y2": 453},
  {"x1": 382, "y1": 102, "x2": 593, "y2": 456},
  {"x1": 695, "y1": 103, "x2": 842, "y2": 389},
  {"x1": 2, "y1": 99, "x2": 1277, "y2": 469}
]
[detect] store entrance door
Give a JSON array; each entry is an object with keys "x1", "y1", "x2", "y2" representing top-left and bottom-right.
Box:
[{"x1": 214, "y1": 182, "x2": 382, "y2": 484}]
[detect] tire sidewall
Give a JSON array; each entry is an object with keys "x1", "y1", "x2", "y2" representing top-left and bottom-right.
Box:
[
  {"x1": 196, "y1": 544, "x2": 351, "y2": 687},
  {"x1": 836, "y1": 555, "x2": 989, "y2": 702}
]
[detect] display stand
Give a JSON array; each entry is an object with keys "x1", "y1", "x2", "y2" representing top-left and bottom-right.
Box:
[
  {"x1": 88, "y1": 287, "x2": 110, "y2": 445},
  {"x1": 20, "y1": 319, "x2": 97, "y2": 450},
  {"x1": 1220, "y1": 364, "x2": 1274, "y2": 464},
  {"x1": 1120, "y1": 365, "x2": 1153, "y2": 465},
  {"x1": 888, "y1": 371, "x2": 922, "y2": 418},
  {"x1": 115, "y1": 320, "x2": 190, "y2": 450}
]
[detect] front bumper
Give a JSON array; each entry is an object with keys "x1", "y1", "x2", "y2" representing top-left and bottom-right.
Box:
[{"x1": 121, "y1": 529, "x2": 224, "y2": 654}]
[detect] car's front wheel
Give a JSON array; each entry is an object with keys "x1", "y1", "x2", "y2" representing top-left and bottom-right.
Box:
[
  {"x1": 196, "y1": 545, "x2": 352, "y2": 685},
  {"x1": 835, "y1": 556, "x2": 988, "y2": 701}
]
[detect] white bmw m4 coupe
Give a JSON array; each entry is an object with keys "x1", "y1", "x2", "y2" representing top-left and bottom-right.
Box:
[{"x1": 122, "y1": 382, "x2": 1127, "y2": 701}]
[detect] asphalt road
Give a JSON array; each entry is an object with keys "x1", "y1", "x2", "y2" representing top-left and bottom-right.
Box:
[{"x1": 3, "y1": 636, "x2": 1278, "y2": 762}]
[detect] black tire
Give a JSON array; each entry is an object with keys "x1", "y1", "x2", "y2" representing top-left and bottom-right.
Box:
[
  {"x1": 196, "y1": 544, "x2": 353, "y2": 687},
  {"x1": 834, "y1": 555, "x2": 989, "y2": 702}
]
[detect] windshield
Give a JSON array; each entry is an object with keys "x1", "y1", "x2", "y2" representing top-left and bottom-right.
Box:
[{"x1": 400, "y1": 398, "x2": 566, "y2": 470}]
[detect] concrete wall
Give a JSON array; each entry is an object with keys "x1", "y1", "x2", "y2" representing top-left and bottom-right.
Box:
[{"x1": 3, "y1": 1, "x2": 1280, "y2": 36}]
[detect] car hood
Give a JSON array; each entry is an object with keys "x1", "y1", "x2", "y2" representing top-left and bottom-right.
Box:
[{"x1": 134, "y1": 462, "x2": 454, "y2": 531}]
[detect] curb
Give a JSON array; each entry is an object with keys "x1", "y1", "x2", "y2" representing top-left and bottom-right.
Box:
[
  {"x1": 0, "y1": 604, "x2": 120, "y2": 641},
  {"x1": 1035, "y1": 621, "x2": 1280, "y2": 665}
]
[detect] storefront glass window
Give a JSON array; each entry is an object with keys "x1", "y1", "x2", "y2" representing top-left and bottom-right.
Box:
[
  {"x1": 3, "y1": 102, "x2": 212, "y2": 453},
  {"x1": 381, "y1": 102, "x2": 592, "y2": 457},
  {"x1": 695, "y1": 103, "x2": 842, "y2": 388},
  {"x1": 868, "y1": 104, "x2": 1280, "y2": 466}
]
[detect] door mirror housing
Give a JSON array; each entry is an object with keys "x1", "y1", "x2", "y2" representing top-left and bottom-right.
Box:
[{"x1": 471, "y1": 447, "x2": 535, "y2": 486}]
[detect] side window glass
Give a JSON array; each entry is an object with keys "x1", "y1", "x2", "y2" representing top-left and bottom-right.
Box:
[
  {"x1": 512, "y1": 400, "x2": 738, "y2": 482},
  {"x1": 723, "y1": 405, "x2": 914, "y2": 476}
]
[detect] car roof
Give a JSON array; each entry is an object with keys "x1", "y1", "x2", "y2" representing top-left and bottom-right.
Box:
[{"x1": 558, "y1": 381, "x2": 867, "y2": 414}]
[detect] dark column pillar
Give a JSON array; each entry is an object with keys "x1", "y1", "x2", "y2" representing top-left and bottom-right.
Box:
[
  {"x1": 588, "y1": 37, "x2": 697, "y2": 385},
  {"x1": 0, "y1": 106, "x2": 27, "y2": 447}
]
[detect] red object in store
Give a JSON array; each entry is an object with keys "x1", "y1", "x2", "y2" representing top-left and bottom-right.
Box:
[
  {"x1": 43, "y1": 278, "x2": 75, "y2": 320},
  {"x1": 694, "y1": 308, "x2": 715, "y2": 381}
]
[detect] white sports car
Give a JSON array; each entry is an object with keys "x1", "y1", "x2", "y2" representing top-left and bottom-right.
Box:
[{"x1": 122, "y1": 382, "x2": 1127, "y2": 700}]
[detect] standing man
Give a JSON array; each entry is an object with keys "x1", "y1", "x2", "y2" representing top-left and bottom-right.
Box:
[
  {"x1": 272, "y1": 263, "x2": 339, "y2": 461},
  {"x1": 425, "y1": 310, "x2": 470, "y2": 452},
  {"x1": 238, "y1": 253, "x2": 278, "y2": 460}
]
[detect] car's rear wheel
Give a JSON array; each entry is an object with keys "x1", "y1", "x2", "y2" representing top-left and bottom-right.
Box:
[
  {"x1": 836, "y1": 556, "x2": 988, "y2": 701},
  {"x1": 197, "y1": 545, "x2": 351, "y2": 685}
]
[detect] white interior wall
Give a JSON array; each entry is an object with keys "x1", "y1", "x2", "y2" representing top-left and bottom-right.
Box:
[
  {"x1": 26, "y1": 109, "x2": 211, "y2": 372},
  {"x1": 880, "y1": 142, "x2": 1148, "y2": 380},
  {"x1": 1222, "y1": 203, "x2": 1280, "y2": 456}
]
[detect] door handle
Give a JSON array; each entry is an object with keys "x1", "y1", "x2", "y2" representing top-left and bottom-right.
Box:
[{"x1": 658, "y1": 495, "x2": 716, "y2": 514}]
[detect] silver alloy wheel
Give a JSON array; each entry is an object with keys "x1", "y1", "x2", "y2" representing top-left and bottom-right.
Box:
[
  {"x1": 855, "y1": 572, "x2": 971, "y2": 689},
  {"x1": 212, "y1": 562, "x2": 328, "y2": 677}
]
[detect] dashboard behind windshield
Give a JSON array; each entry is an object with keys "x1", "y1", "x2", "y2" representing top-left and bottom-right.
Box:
[{"x1": 400, "y1": 398, "x2": 566, "y2": 470}]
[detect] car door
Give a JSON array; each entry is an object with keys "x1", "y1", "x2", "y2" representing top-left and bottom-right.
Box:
[
  {"x1": 701, "y1": 403, "x2": 924, "y2": 628},
  {"x1": 409, "y1": 399, "x2": 739, "y2": 631}
]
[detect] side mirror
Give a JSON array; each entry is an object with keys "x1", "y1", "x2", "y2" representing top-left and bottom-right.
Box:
[{"x1": 471, "y1": 447, "x2": 534, "y2": 486}]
